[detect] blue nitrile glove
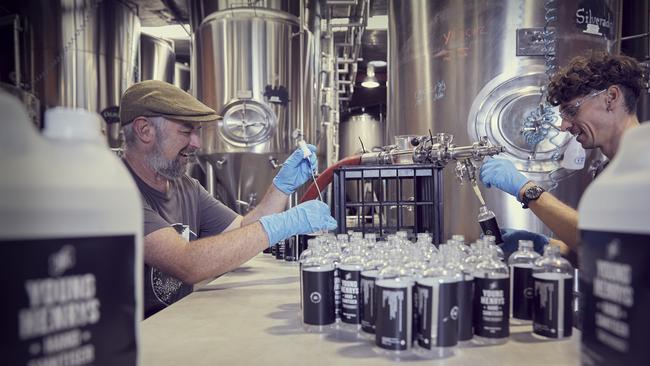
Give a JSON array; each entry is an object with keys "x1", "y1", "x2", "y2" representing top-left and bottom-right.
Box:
[
  {"x1": 479, "y1": 158, "x2": 529, "y2": 198},
  {"x1": 259, "y1": 200, "x2": 337, "y2": 246},
  {"x1": 272, "y1": 144, "x2": 318, "y2": 195},
  {"x1": 500, "y1": 228, "x2": 550, "y2": 258}
]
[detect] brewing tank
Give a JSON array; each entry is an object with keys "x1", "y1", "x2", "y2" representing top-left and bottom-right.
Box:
[
  {"x1": 388, "y1": 0, "x2": 622, "y2": 239},
  {"x1": 140, "y1": 33, "x2": 175, "y2": 83},
  {"x1": 340, "y1": 112, "x2": 384, "y2": 157},
  {"x1": 194, "y1": 6, "x2": 316, "y2": 212},
  {"x1": 174, "y1": 63, "x2": 191, "y2": 92},
  {"x1": 339, "y1": 112, "x2": 385, "y2": 207},
  {"x1": 16, "y1": 0, "x2": 140, "y2": 147}
]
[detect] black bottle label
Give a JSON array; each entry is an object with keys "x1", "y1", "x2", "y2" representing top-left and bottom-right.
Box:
[
  {"x1": 479, "y1": 217, "x2": 503, "y2": 244},
  {"x1": 360, "y1": 271, "x2": 377, "y2": 333},
  {"x1": 334, "y1": 268, "x2": 341, "y2": 318},
  {"x1": 301, "y1": 266, "x2": 336, "y2": 326},
  {"x1": 511, "y1": 265, "x2": 534, "y2": 320},
  {"x1": 375, "y1": 280, "x2": 413, "y2": 351},
  {"x1": 532, "y1": 274, "x2": 573, "y2": 338},
  {"x1": 458, "y1": 276, "x2": 474, "y2": 341},
  {"x1": 473, "y1": 277, "x2": 509, "y2": 338},
  {"x1": 415, "y1": 281, "x2": 460, "y2": 349},
  {"x1": 0, "y1": 236, "x2": 138, "y2": 366},
  {"x1": 580, "y1": 230, "x2": 648, "y2": 366},
  {"x1": 339, "y1": 268, "x2": 361, "y2": 324}
]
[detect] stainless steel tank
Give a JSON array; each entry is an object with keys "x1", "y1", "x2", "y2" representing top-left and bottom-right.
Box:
[
  {"x1": 174, "y1": 63, "x2": 191, "y2": 92},
  {"x1": 339, "y1": 112, "x2": 385, "y2": 208},
  {"x1": 140, "y1": 33, "x2": 175, "y2": 83},
  {"x1": 388, "y1": 0, "x2": 622, "y2": 239},
  {"x1": 340, "y1": 112, "x2": 384, "y2": 157},
  {"x1": 194, "y1": 5, "x2": 316, "y2": 212},
  {"x1": 18, "y1": 0, "x2": 140, "y2": 147}
]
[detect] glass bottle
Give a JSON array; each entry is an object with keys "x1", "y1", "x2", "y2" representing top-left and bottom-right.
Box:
[
  {"x1": 414, "y1": 255, "x2": 462, "y2": 358},
  {"x1": 477, "y1": 205, "x2": 503, "y2": 244},
  {"x1": 374, "y1": 250, "x2": 414, "y2": 359},
  {"x1": 532, "y1": 245, "x2": 574, "y2": 339},
  {"x1": 472, "y1": 247, "x2": 510, "y2": 345},
  {"x1": 508, "y1": 240, "x2": 541, "y2": 325},
  {"x1": 338, "y1": 241, "x2": 365, "y2": 332},
  {"x1": 359, "y1": 245, "x2": 385, "y2": 338},
  {"x1": 300, "y1": 240, "x2": 336, "y2": 333}
]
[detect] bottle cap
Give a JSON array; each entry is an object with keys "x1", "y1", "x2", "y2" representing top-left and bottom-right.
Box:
[
  {"x1": 43, "y1": 107, "x2": 104, "y2": 142},
  {"x1": 518, "y1": 240, "x2": 534, "y2": 249}
]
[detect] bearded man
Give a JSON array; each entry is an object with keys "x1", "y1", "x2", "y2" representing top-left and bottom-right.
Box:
[{"x1": 120, "y1": 80, "x2": 336, "y2": 317}]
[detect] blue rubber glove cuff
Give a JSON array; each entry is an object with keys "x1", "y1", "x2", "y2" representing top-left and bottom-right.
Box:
[
  {"x1": 272, "y1": 144, "x2": 318, "y2": 195},
  {"x1": 500, "y1": 228, "x2": 550, "y2": 258},
  {"x1": 259, "y1": 200, "x2": 338, "y2": 246},
  {"x1": 479, "y1": 158, "x2": 529, "y2": 198}
]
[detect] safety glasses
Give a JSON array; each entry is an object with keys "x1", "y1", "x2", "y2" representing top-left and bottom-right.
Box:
[{"x1": 559, "y1": 89, "x2": 607, "y2": 121}]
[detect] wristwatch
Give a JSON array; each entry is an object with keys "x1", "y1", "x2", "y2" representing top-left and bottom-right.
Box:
[{"x1": 521, "y1": 185, "x2": 545, "y2": 209}]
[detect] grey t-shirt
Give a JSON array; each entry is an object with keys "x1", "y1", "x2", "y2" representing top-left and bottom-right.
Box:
[{"x1": 125, "y1": 162, "x2": 238, "y2": 318}]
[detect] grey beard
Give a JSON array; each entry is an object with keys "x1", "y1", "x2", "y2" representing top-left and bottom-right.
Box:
[{"x1": 146, "y1": 141, "x2": 186, "y2": 180}]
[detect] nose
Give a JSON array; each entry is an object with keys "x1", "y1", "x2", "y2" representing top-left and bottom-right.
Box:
[
  {"x1": 189, "y1": 130, "x2": 201, "y2": 149},
  {"x1": 560, "y1": 117, "x2": 572, "y2": 132}
]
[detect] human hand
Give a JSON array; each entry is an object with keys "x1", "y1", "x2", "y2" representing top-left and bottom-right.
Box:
[
  {"x1": 259, "y1": 200, "x2": 337, "y2": 246},
  {"x1": 272, "y1": 144, "x2": 318, "y2": 195},
  {"x1": 479, "y1": 158, "x2": 529, "y2": 198},
  {"x1": 500, "y1": 228, "x2": 549, "y2": 258}
]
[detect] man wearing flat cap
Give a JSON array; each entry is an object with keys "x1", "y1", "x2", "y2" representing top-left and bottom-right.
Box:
[{"x1": 120, "y1": 80, "x2": 336, "y2": 317}]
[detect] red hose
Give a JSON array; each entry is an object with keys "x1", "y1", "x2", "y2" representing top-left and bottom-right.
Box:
[{"x1": 300, "y1": 155, "x2": 362, "y2": 203}]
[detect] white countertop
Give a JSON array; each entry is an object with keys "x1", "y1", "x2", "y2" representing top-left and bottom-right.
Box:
[{"x1": 141, "y1": 254, "x2": 580, "y2": 365}]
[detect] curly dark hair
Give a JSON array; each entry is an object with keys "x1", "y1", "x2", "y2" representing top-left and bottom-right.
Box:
[{"x1": 547, "y1": 52, "x2": 646, "y2": 113}]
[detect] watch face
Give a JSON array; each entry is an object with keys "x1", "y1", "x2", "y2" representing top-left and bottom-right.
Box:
[{"x1": 526, "y1": 186, "x2": 542, "y2": 199}]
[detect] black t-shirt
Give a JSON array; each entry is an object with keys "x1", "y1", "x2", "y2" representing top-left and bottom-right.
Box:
[{"x1": 125, "y1": 162, "x2": 238, "y2": 318}]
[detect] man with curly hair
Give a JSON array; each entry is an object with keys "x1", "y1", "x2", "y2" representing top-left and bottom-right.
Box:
[{"x1": 479, "y1": 52, "x2": 646, "y2": 252}]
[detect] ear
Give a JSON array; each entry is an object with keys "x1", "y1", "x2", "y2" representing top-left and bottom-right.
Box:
[
  {"x1": 606, "y1": 85, "x2": 624, "y2": 111},
  {"x1": 132, "y1": 116, "x2": 156, "y2": 144}
]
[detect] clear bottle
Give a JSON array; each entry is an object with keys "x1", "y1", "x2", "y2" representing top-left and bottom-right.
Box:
[
  {"x1": 373, "y1": 250, "x2": 414, "y2": 359},
  {"x1": 298, "y1": 238, "x2": 320, "y2": 320},
  {"x1": 472, "y1": 247, "x2": 510, "y2": 345},
  {"x1": 414, "y1": 256, "x2": 462, "y2": 358},
  {"x1": 508, "y1": 240, "x2": 541, "y2": 325},
  {"x1": 477, "y1": 205, "x2": 504, "y2": 244},
  {"x1": 359, "y1": 246, "x2": 385, "y2": 338},
  {"x1": 301, "y1": 241, "x2": 336, "y2": 333},
  {"x1": 338, "y1": 241, "x2": 365, "y2": 333},
  {"x1": 323, "y1": 238, "x2": 343, "y2": 322},
  {"x1": 532, "y1": 245, "x2": 573, "y2": 339},
  {"x1": 450, "y1": 251, "x2": 475, "y2": 343}
]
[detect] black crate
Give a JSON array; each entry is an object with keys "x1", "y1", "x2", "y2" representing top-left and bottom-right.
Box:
[{"x1": 332, "y1": 164, "x2": 444, "y2": 244}]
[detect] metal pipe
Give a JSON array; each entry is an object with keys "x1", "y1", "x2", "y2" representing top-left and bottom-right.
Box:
[
  {"x1": 620, "y1": 32, "x2": 650, "y2": 41},
  {"x1": 327, "y1": 0, "x2": 358, "y2": 4},
  {"x1": 205, "y1": 163, "x2": 215, "y2": 197},
  {"x1": 299, "y1": 0, "x2": 305, "y2": 143},
  {"x1": 13, "y1": 15, "x2": 21, "y2": 88}
]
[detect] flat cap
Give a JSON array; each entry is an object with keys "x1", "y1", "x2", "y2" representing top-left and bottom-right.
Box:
[{"x1": 119, "y1": 80, "x2": 220, "y2": 125}]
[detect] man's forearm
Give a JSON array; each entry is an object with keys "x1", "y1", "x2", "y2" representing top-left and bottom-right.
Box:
[
  {"x1": 144, "y1": 222, "x2": 270, "y2": 284},
  {"x1": 241, "y1": 184, "x2": 289, "y2": 226},
  {"x1": 528, "y1": 192, "x2": 580, "y2": 250}
]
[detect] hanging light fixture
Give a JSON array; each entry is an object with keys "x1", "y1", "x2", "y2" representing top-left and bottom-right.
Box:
[{"x1": 361, "y1": 64, "x2": 380, "y2": 88}]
